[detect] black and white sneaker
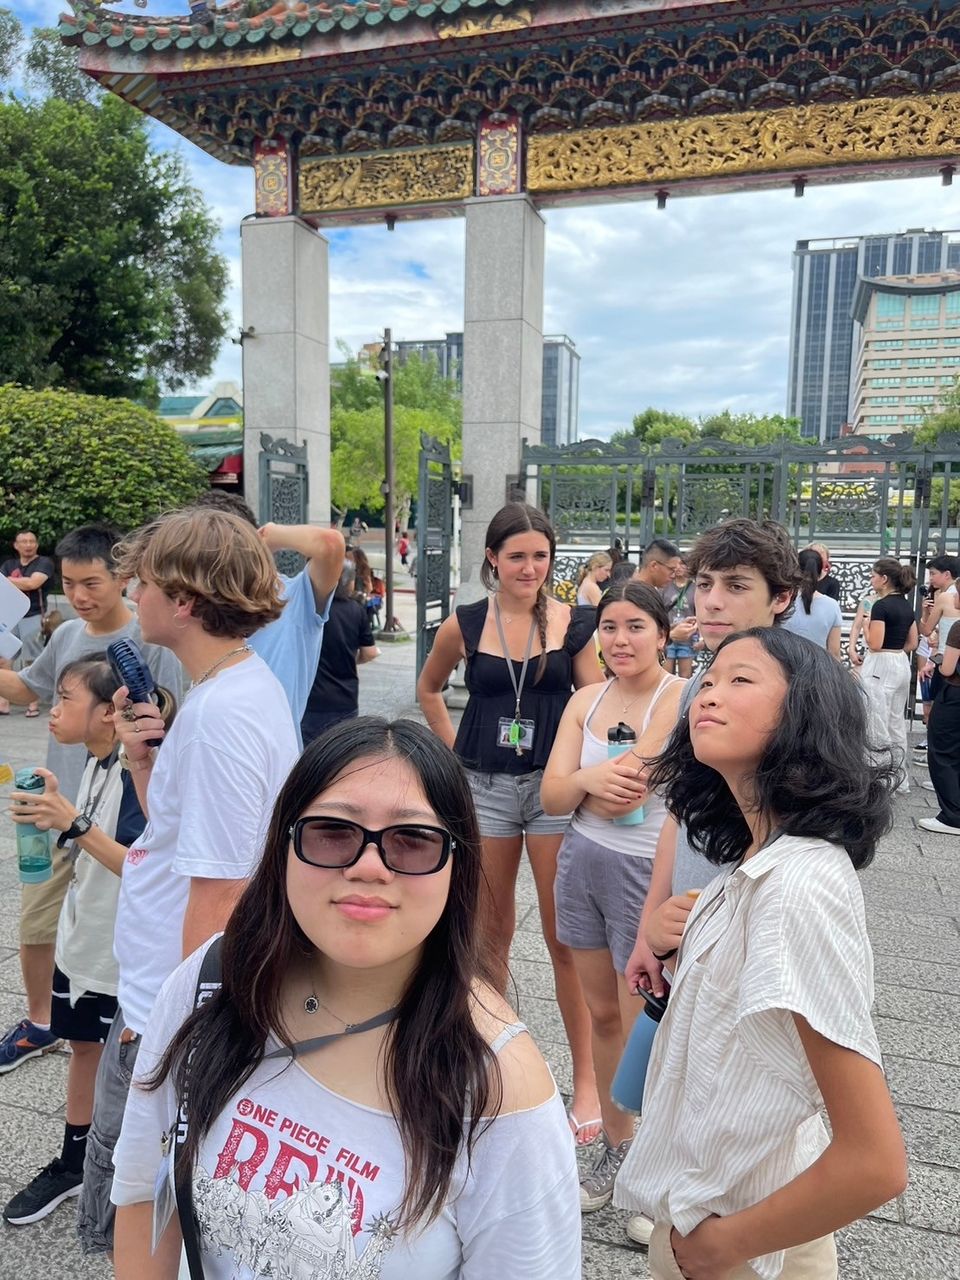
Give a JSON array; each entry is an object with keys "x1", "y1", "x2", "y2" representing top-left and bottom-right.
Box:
[{"x1": 3, "y1": 1159, "x2": 82, "y2": 1225}]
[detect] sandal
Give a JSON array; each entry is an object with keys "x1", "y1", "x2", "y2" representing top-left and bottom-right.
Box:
[
  {"x1": 567, "y1": 1111, "x2": 603, "y2": 1146},
  {"x1": 24, "y1": 708, "x2": 40, "y2": 718}
]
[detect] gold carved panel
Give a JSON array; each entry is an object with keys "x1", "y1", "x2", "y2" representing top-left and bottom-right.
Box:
[
  {"x1": 298, "y1": 145, "x2": 474, "y2": 214},
  {"x1": 527, "y1": 94, "x2": 960, "y2": 193}
]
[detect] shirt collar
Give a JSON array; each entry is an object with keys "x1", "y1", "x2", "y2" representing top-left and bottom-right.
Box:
[{"x1": 734, "y1": 833, "x2": 826, "y2": 880}]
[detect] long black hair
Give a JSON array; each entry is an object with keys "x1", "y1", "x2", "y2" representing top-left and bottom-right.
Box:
[
  {"x1": 147, "y1": 718, "x2": 500, "y2": 1230},
  {"x1": 797, "y1": 548, "x2": 823, "y2": 615},
  {"x1": 480, "y1": 502, "x2": 557, "y2": 682},
  {"x1": 648, "y1": 628, "x2": 900, "y2": 869}
]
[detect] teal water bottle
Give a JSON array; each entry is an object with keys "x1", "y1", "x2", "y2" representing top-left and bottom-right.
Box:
[
  {"x1": 14, "y1": 769, "x2": 53, "y2": 884},
  {"x1": 607, "y1": 722, "x2": 645, "y2": 827}
]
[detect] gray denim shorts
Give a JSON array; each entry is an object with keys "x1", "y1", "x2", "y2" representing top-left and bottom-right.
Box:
[
  {"x1": 77, "y1": 1012, "x2": 140, "y2": 1254},
  {"x1": 465, "y1": 768, "x2": 572, "y2": 839},
  {"x1": 554, "y1": 825, "x2": 654, "y2": 973}
]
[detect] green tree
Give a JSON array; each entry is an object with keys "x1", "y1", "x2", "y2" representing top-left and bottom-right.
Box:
[
  {"x1": 25, "y1": 27, "x2": 97, "y2": 103},
  {"x1": 0, "y1": 7, "x2": 20, "y2": 84},
  {"x1": 330, "y1": 351, "x2": 461, "y2": 524},
  {"x1": 0, "y1": 95, "x2": 228, "y2": 402},
  {"x1": 697, "y1": 410, "x2": 805, "y2": 446},
  {"x1": 915, "y1": 381, "x2": 960, "y2": 446},
  {"x1": 0, "y1": 384, "x2": 207, "y2": 548}
]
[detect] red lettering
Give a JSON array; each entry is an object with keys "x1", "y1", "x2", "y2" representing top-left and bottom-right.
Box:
[
  {"x1": 264, "y1": 1142, "x2": 318, "y2": 1200},
  {"x1": 358, "y1": 1160, "x2": 380, "y2": 1182},
  {"x1": 213, "y1": 1120, "x2": 270, "y2": 1190},
  {"x1": 279, "y1": 1116, "x2": 293, "y2": 1135},
  {"x1": 252, "y1": 1105, "x2": 277, "y2": 1128},
  {"x1": 292, "y1": 1123, "x2": 309, "y2": 1144}
]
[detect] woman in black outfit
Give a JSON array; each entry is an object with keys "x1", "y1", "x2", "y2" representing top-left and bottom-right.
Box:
[
  {"x1": 862, "y1": 557, "x2": 917, "y2": 786},
  {"x1": 300, "y1": 567, "x2": 380, "y2": 746},
  {"x1": 920, "y1": 618, "x2": 960, "y2": 836},
  {"x1": 417, "y1": 503, "x2": 605, "y2": 1144}
]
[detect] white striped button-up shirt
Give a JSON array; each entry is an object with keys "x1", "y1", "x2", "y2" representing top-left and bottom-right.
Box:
[{"x1": 614, "y1": 834, "x2": 882, "y2": 1280}]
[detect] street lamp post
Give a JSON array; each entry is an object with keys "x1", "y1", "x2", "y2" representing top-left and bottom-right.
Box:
[{"x1": 379, "y1": 329, "x2": 396, "y2": 634}]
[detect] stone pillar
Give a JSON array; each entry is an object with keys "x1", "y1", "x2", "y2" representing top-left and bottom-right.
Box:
[
  {"x1": 240, "y1": 216, "x2": 330, "y2": 525},
  {"x1": 460, "y1": 195, "x2": 545, "y2": 594}
]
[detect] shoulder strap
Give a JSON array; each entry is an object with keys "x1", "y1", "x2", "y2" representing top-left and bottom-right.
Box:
[
  {"x1": 455, "y1": 599, "x2": 488, "y2": 657},
  {"x1": 640, "y1": 673, "x2": 682, "y2": 732},
  {"x1": 490, "y1": 1021, "x2": 527, "y2": 1055},
  {"x1": 583, "y1": 679, "x2": 616, "y2": 734},
  {"x1": 175, "y1": 937, "x2": 223, "y2": 1280}
]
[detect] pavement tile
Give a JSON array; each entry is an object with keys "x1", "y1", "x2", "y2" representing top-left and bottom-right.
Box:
[
  {"x1": 878, "y1": 1016, "x2": 960, "y2": 1067},
  {"x1": 870, "y1": 931, "x2": 960, "y2": 968},
  {"x1": 875, "y1": 983, "x2": 960, "y2": 1026},
  {"x1": 836, "y1": 1217, "x2": 960, "y2": 1278},
  {"x1": 903, "y1": 1163, "x2": 960, "y2": 1235},
  {"x1": 874, "y1": 954, "x2": 960, "y2": 996},
  {"x1": 581, "y1": 1237, "x2": 653, "y2": 1279},
  {"x1": 884, "y1": 1056, "x2": 960, "y2": 1114},
  {"x1": 898, "y1": 1105, "x2": 960, "y2": 1170}
]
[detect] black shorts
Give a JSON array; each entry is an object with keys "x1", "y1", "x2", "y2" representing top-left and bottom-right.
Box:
[{"x1": 50, "y1": 965, "x2": 118, "y2": 1044}]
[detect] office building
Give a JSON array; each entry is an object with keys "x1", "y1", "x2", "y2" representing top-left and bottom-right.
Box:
[
  {"x1": 850, "y1": 272, "x2": 960, "y2": 438},
  {"x1": 393, "y1": 331, "x2": 580, "y2": 445},
  {"x1": 788, "y1": 230, "x2": 960, "y2": 441}
]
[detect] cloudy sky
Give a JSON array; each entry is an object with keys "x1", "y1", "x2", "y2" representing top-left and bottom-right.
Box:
[{"x1": 9, "y1": 0, "x2": 960, "y2": 438}]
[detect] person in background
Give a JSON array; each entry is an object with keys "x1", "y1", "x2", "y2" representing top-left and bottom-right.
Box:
[
  {"x1": 301, "y1": 564, "x2": 380, "y2": 746},
  {"x1": 576, "y1": 552, "x2": 613, "y2": 607},
  {"x1": 0, "y1": 530, "x2": 54, "y2": 717},
  {"x1": 417, "y1": 502, "x2": 605, "y2": 1146},
  {"x1": 914, "y1": 621, "x2": 937, "y2": 752},
  {"x1": 0, "y1": 525, "x2": 184, "y2": 1076},
  {"x1": 398, "y1": 531, "x2": 410, "y2": 566},
  {"x1": 861, "y1": 557, "x2": 917, "y2": 785},
  {"x1": 782, "y1": 548, "x2": 842, "y2": 657},
  {"x1": 846, "y1": 587, "x2": 876, "y2": 670},
  {"x1": 3, "y1": 657, "x2": 167, "y2": 1227},
  {"x1": 187, "y1": 492, "x2": 344, "y2": 741},
  {"x1": 918, "y1": 554, "x2": 960, "y2": 709},
  {"x1": 632, "y1": 539, "x2": 681, "y2": 593},
  {"x1": 808, "y1": 542, "x2": 841, "y2": 601},
  {"x1": 615, "y1": 629, "x2": 907, "y2": 1279},
  {"x1": 920, "y1": 615, "x2": 960, "y2": 836},
  {"x1": 661, "y1": 556, "x2": 697, "y2": 677},
  {"x1": 110, "y1": 720, "x2": 580, "y2": 1279}
]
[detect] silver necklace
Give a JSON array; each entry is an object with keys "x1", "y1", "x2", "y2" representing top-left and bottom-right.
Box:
[
  {"x1": 616, "y1": 675, "x2": 651, "y2": 719},
  {"x1": 191, "y1": 644, "x2": 251, "y2": 688}
]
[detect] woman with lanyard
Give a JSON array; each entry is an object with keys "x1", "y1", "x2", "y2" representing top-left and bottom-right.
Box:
[
  {"x1": 661, "y1": 556, "x2": 697, "y2": 677},
  {"x1": 418, "y1": 502, "x2": 605, "y2": 1144},
  {"x1": 542, "y1": 581, "x2": 684, "y2": 1214},
  {"x1": 109, "y1": 719, "x2": 580, "y2": 1278},
  {"x1": 4, "y1": 656, "x2": 168, "y2": 1227},
  {"x1": 860, "y1": 557, "x2": 918, "y2": 783}
]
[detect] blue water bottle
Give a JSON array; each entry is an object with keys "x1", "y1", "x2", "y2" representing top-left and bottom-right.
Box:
[
  {"x1": 14, "y1": 769, "x2": 53, "y2": 885},
  {"x1": 611, "y1": 988, "x2": 668, "y2": 1114},
  {"x1": 607, "y1": 722, "x2": 645, "y2": 826}
]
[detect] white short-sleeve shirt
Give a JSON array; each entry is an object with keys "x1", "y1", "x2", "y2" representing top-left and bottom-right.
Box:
[{"x1": 615, "y1": 834, "x2": 882, "y2": 1280}]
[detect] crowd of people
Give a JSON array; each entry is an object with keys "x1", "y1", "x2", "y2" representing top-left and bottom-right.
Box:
[{"x1": 0, "y1": 498, "x2": 937, "y2": 1279}]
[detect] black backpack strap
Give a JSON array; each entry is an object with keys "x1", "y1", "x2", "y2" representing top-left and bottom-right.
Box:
[{"x1": 174, "y1": 936, "x2": 223, "y2": 1279}]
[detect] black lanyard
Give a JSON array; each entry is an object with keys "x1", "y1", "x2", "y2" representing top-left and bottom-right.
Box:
[{"x1": 493, "y1": 597, "x2": 537, "y2": 731}]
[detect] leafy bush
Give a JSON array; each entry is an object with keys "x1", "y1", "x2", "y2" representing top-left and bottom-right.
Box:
[{"x1": 0, "y1": 384, "x2": 207, "y2": 549}]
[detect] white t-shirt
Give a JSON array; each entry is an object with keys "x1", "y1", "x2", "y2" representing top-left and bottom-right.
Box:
[
  {"x1": 114, "y1": 656, "x2": 298, "y2": 1034},
  {"x1": 615, "y1": 835, "x2": 881, "y2": 1280},
  {"x1": 781, "y1": 593, "x2": 843, "y2": 650},
  {"x1": 112, "y1": 944, "x2": 582, "y2": 1280}
]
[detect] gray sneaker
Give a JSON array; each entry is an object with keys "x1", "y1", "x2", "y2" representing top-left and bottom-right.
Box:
[{"x1": 579, "y1": 1132, "x2": 632, "y2": 1212}]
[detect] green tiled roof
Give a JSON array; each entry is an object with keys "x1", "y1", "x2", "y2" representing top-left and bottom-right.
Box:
[{"x1": 60, "y1": 0, "x2": 528, "y2": 52}]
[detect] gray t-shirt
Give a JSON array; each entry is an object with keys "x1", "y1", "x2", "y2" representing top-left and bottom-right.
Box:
[
  {"x1": 20, "y1": 614, "x2": 184, "y2": 805},
  {"x1": 781, "y1": 593, "x2": 843, "y2": 650},
  {"x1": 671, "y1": 673, "x2": 716, "y2": 895}
]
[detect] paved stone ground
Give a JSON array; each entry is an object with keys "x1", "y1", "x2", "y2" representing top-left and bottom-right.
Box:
[{"x1": 0, "y1": 607, "x2": 958, "y2": 1277}]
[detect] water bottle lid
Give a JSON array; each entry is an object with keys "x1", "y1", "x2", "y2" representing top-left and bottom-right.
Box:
[
  {"x1": 608, "y1": 720, "x2": 637, "y2": 744},
  {"x1": 13, "y1": 768, "x2": 44, "y2": 790}
]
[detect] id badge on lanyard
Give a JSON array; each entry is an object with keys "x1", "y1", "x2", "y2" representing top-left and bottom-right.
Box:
[{"x1": 493, "y1": 600, "x2": 537, "y2": 757}]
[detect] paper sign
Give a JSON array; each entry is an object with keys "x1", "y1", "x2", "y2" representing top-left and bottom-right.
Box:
[
  {"x1": 0, "y1": 764, "x2": 14, "y2": 786},
  {"x1": 0, "y1": 573, "x2": 29, "y2": 660}
]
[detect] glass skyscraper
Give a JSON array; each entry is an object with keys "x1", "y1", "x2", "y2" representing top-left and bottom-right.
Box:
[{"x1": 788, "y1": 230, "x2": 960, "y2": 440}]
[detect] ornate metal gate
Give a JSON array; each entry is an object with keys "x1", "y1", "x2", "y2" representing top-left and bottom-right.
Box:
[
  {"x1": 416, "y1": 433, "x2": 453, "y2": 676},
  {"x1": 258, "y1": 433, "x2": 308, "y2": 576}
]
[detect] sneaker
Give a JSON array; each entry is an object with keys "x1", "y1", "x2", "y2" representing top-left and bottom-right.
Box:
[
  {"x1": 919, "y1": 816, "x2": 960, "y2": 835},
  {"x1": 915, "y1": 740, "x2": 927, "y2": 751},
  {"x1": 579, "y1": 1132, "x2": 632, "y2": 1212},
  {"x1": 625, "y1": 1213, "x2": 655, "y2": 1246},
  {"x1": 0, "y1": 1020, "x2": 61, "y2": 1074},
  {"x1": 3, "y1": 1159, "x2": 82, "y2": 1225}
]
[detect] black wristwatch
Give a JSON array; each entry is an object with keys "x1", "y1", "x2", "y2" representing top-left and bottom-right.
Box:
[{"x1": 57, "y1": 815, "x2": 93, "y2": 849}]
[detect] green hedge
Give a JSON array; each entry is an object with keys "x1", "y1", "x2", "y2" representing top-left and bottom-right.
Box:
[{"x1": 0, "y1": 384, "x2": 207, "y2": 550}]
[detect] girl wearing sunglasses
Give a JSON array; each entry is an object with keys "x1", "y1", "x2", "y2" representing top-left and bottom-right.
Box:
[{"x1": 110, "y1": 718, "x2": 580, "y2": 1279}]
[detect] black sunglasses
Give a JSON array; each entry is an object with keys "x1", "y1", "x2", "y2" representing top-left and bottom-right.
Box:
[{"x1": 289, "y1": 817, "x2": 454, "y2": 876}]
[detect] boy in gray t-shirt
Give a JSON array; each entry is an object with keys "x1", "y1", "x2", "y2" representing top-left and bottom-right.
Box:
[{"x1": 0, "y1": 526, "x2": 183, "y2": 1072}]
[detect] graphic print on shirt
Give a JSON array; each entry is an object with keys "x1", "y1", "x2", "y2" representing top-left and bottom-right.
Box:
[{"x1": 195, "y1": 1098, "x2": 398, "y2": 1279}]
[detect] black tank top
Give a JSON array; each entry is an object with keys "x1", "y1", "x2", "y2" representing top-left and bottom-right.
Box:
[{"x1": 452, "y1": 599, "x2": 596, "y2": 774}]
